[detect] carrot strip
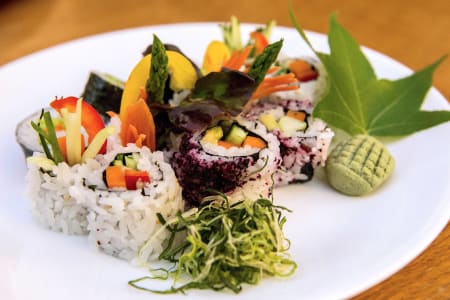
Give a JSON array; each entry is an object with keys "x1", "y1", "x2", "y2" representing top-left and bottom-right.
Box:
[
  {"x1": 135, "y1": 134, "x2": 146, "y2": 148},
  {"x1": 267, "y1": 66, "x2": 281, "y2": 74},
  {"x1": 105, "y1": 165, "x2": 126, "y2": 188},
  {"x1": 262, "y1": 73, "x2": 297, "y2": 84},
  {"x1": 251, "y1": 85, "x2": 299, "y2": 100},
  {"x1": 106, "y1": 111, "x2": 118, "y2": 118},
  {"x1": 250, "y1": 73, "x2": 299, "y2": 100},
  {"x1": 242, "y1": 136, "x2": 266, "y2": 149},
  {"x1": 289, "y1": 59, "x2": 319, "y2": 81},
  {"x1": 223, "y1": 46, "x2": 252, "y2": 70},
  {"x1": 217, "y1": 140, "x2": 236, "y2": 149},
  {"x1": 260, "y1": 77, "x2": 297, "y2": 86},
  {"x1": 223, "y1": 50, "x2": 240, "y2": 69},
  {"x1": 126, "y1": 124, "x2": 139, "y2": 144},
  {"x1": 232, "y1": 46, "x2": 252, "y2": 69},
  {"x1": 57, "y1": 136, "x2": 67, "y2": 162},
  {"x1": 286, "y1": 110, "x2": 306, "y2": 122},
  {"x1": 289, "y1": 59, "x2": 312, "y2": 75}
]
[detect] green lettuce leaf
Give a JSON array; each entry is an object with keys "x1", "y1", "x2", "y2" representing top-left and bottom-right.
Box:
[{"x1": 289, "y1": 11, "x2": 450, "y2": 137}]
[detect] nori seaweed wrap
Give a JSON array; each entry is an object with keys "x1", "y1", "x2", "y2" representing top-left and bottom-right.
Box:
[{"x1": 81, "y1": 72, "x2": 124, "y2": 119}]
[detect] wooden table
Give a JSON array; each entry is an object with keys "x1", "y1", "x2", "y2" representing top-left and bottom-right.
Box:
[{"x1": 1, "y1": 0, "x2": 449, "y2": 298}]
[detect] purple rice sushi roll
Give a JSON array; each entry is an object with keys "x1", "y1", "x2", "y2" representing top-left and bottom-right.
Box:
[
  {"x1": 243, "y1": 98, "x2": 334, "y2": 186},
  {"x1": 170, "y1": 117, "x2": 280, "y2": 206}
]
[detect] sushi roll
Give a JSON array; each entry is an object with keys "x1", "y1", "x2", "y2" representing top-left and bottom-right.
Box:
[
  {"x1": 26, "y1": 154, "x2": 89, "y2": 235},
  {"x1": 81, "y1": 71, "x2": 124, "y2": 120},
  {"x1": 243, "y1": 98, "x2": 334, "y2": 186},
  {"x1": 23, "y1": 101, "x2": 97, "y2": 235},
  {"x1": 76, "y1": 145, "x2": 184, "y2": 261},
  {"x1": 170, "y1": 117, "x2": 280, "y2": 206},
  {"x1": 22, "y1": 96, "x2": 184, "y2": 261},
  {"x1": 16, "y1": 110, "x2": 61, "y2": 158},
  {"x1": 274, "y1": 56, "x2": 328, "y2": 104}
]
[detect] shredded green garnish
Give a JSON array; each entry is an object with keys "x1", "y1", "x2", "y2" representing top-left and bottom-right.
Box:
[
  {"x1": 146, "y1": 34, "x2": 169, "y2": 104},
  {"x1": 30, "y1": 110, "x2": 64, "y2": 163},
  {"x1": 130, "y1": 197, "x2": 296, "y2": 294}
]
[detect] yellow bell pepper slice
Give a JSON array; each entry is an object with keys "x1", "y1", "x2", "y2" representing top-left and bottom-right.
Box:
[
  {"x1": 202, "y1": 40, "x2": 231, "y2": 74},
  {"x1": 119, "y1": 51, "x2": 198, "y2": 118}
]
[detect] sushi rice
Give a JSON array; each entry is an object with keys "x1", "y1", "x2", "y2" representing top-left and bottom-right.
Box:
[
  {"x1": 26, "y1": 144, "x2": 183, "y2": 261},
  {"x1": 26, "y1": 155, "x2": 89, "y2": 235}
]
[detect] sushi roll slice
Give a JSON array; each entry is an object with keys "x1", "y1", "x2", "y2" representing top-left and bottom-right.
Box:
[
  {"x1": 243, "y1": 98, "x2": 334, "y2": 186},
  {"x1": 77, "y1": 145, "x2": 184, "y2": 261},
  {"x1": 25, "y1": 154, "x2": 89, "y2": 235},
  {"x1": 81, "y1": 71, "x2": 124, "y2": 120},
  {"x1": 170, "y1": 117, "x2": 280, "y2": 206},
  {"x1": 16, "y1": 110, "x2": 61, "y2": 158},
  {"x1": 274, "y1": 56, "x2": 328, "y2": 104},
  {"x1": 23, "y1": 102, "x2": 97, "y2": 235}
]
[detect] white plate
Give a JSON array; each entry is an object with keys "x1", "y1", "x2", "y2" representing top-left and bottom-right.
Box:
[{"x1": 0, "y1": 23, "x2": 449, "y2": 300}]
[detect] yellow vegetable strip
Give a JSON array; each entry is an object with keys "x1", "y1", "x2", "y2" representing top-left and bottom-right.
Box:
[
  {"x1": 26, "y1": 156, "x2": 56, "y2": 171},
  {"x1": 202, "y1": 41, "x2": 231, "y2": 73},
  {"x1": 60, "y1": 99, "x2": 82, "y2": 165},
  {"x1": 81, "y1": 126, "x2": 116, "y2": 162}
]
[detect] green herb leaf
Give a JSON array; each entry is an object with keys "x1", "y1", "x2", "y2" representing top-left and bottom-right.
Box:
[
  {"x1": 289, "y1": 10, "x2": 450, "y2": 136},
  {"x1": 247, "y1": 39, "x2": 283, "y2": 86},
  {"x1": 31, "y1": 111, "x2": 64, "y2": 163},
  {"x1": 146, "y1": 34, "x2": 169, "y2": 104}
]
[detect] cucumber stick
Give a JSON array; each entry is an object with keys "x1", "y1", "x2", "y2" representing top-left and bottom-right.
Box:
[{"x1": 225, "y1": 125, "x2": 248, "y2": 146}]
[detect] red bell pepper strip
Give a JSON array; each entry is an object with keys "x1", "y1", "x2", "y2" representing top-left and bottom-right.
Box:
[
  {"x1": 124, "y1": 169, "x2": 151, "y2": 190},
  {"x1": 250, "y1": 31, "x2": 269, "y2": 55},
  {"x1": 50, "y1": 96, "x2": 107, "y2": 154}
]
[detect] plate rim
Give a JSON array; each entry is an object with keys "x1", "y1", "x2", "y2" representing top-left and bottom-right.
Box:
[{"x1": 1, "y1": 22, "x2": 449, "y2": 300}]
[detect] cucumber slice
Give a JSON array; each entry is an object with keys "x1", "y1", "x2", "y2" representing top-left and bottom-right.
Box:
[
  {"x1": 224, "y1": 124, "x2": 248, "y2": 146},
  {"x1": 278, "y1": 116, "x2": 307, "y2": 134},
  {"x1": 26, "y1": 156, "x2": 56, "y2": 171},
  {"x1": 113, "y1": 160, "x2": 124, "y2": 167},
  {"x1": 125, "y1": 155, "x2": 138, "y2": 170},
  {"x1": 218, "y1": 120, "x2": 234, "y2": 136}
]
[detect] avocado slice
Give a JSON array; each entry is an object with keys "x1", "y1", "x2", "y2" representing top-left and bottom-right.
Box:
[{"x1": 202, "y1": 126, "x2": 224, "y2": 144}]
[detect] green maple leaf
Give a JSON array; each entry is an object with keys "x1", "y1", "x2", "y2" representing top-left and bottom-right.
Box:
[{"x1": 289, "y1": 11, "x2": 450, "y2": 137}]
